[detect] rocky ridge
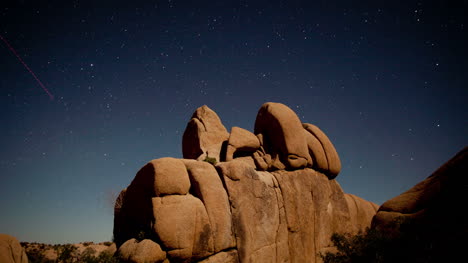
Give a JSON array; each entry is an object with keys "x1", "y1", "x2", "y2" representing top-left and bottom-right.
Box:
[{"x1": 114, "y1": 102, "x2": 379, "y2": 263}]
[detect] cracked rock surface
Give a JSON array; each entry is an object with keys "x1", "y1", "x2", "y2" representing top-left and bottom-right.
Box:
[{"x1": 114, "y1": 102, "x2": 378, "y2": 263}]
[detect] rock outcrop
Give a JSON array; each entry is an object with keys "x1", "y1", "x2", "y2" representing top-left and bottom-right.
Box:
[
  {"x1": 372, "y1": 147, "x2": 467, "y2": 234},
  {"x1": 117, "y1": 239, "x2": 167, "y2": 263},
  {"x1": 254, "y1": 102, "x2": 312, "y2": 171},
  {"x1": 0, "y1": 234, "x2": 28, "y2": 263},
  {"x1": 114, "y1": 102, "x2": 378, "y2": 263},
  {"x1": 182, "y1": 105, "x2": 230, "y2": 163}
]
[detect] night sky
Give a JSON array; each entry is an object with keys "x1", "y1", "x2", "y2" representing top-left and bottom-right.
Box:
[{"x1": 1, "y1": 1, "x2": 466, "y2": 244}]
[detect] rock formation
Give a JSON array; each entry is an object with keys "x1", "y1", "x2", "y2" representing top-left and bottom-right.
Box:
[
  {"x1": 182, "y1": 105, "x2": 230, "y2": 163},
  {"x1": 372, "y1": 146, "x2": 467, "y2": 234},
  {"x1": 117, "y1": 239, "x2": 167, "y2": 263},
  {"x1": 0, "y1": 234, "x2": 28, "y2": 263},
  {"x1": 114, "y1": 102, "x2": 378, "y2": 263}
]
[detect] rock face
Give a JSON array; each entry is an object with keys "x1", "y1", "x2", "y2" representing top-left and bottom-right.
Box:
[
  {"x1": 303, "y1": 123, "x2": 341, "y2": 178},
  {"x1": 225, "y1": 127, "x2": 260, "y2": 162},
  {"x1": 254, "y1": 102, "x2": 312, "y2": 171},
  {"x1": 372, "y1": 147, "x2": 468, "y2": 235},
  {"x1": 0, "y1": 234, "x2": 28, "y2": 263},
  {"x1": 114, "y1": 102, "x2": 378, "y2": 263},
  {"x1": 182, "y1": 105, "x2": 230, "y2": 163},
  {"x1": 117, "y1": 239, "x2": 166, "y2": 263}
]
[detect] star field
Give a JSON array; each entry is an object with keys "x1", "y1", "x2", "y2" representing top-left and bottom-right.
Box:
[{"x1": 0, "y1": 0, "x2": 467, "y2": 243}]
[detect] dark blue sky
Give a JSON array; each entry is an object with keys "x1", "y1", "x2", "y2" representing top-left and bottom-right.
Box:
[{"x1": 1, "y1": 0, "x2": 466, "y2": 244}]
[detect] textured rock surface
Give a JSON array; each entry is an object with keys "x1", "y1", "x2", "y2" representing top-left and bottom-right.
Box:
[
  {"x1": 303, "y1": 123, "x2": 341, "y2": 178},
  {"x1": 182, "y1": 105, "x2": 229, "y2": 162},
  {"x1": 217, "y1": 160, "x2": 289, "y2": 263},
  {"x1": 198, "y1": 249, "x2": 239, "y2": 263},
  {"x1": 0, "y1": 234, "x2": 28, "y2": 263},
  {"x1": 113, "y1": 158, "x2": 191, "y2": 246},
  {"x1": 153, "y1": 158, "x2": 191, "y2": 196},
  {"x1": 273, "y1": 169, "x2": 378, "y2": 262},
  {"x1": 254, "y1": 102, "x2": 312, "y2": 170},
  {"x1": 115, "y1": 102, "x2": 378, "y2": 263},
  {"x1": 152, "y1": 194, "x2": 213, "y2": 261},
  {"x1": 372, "y1": 147, "x2": 467, "y2": 234},
  {"x1": 117, "y1": 239, "x2": 166, "y2": 263},
  {"x1": 115, "y1": 159, "x2": 377, "y2": 262},
  {"x1": 182, "y1": 160, "x2": 235, "y2": 252},
  {"x1": 225, "y1": 127, "x2": 260, "y2": 161},
  {"x1": 303, "y1": 129, "x2": 328, "y2": 172},
  {"x1": 345, "y1": 194, "x2": 380, "y2": 234}
]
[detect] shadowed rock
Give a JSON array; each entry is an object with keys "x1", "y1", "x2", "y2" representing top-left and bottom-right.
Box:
[
  {"x1": 225, "y1": 127, "x2": 260, "y2": 162},
  {"x1": 303, "y1": 123, "x2": 342, "y2": 179},
  {"x1": 182, "y1": 105, "x2": 229, "y2": 163},
  {"x1": 372, "y1": 147, "x2": 468, "y2": 234},
  {"x1": 182, "y1": 160, "x2": 235, "y2": 252},
  {"x1": 254, "y1": 102, "x2": 312, "y2": 170}
]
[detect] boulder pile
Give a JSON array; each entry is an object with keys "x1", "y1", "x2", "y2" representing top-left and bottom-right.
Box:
[{"x1": 114, "y1": 102, "x2": 378, "y2": 263}]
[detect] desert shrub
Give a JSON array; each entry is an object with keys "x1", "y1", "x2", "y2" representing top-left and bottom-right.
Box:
[
  {"x1": 95, "y1": 251, "x2": 121, "y2": 263},
  {"x1": 79, "y1": 247, "x2": 96, "y2": 262},
  {"x1": 203, "y1": 156, "x2": 217, "y2": 165},
  {"x1": 56, "y1": 244, "x2": 78, "y2": 263},
  {"x1": 321, "y1": 217, "x2": 465, "y2": 263},
  {"x1": 103, "y1": 241, "x2": 113, "y2": 246},
  {"x1": 82, "y1": 241, "x2": 93, "y2": 247},
  {"x1": 25, "y1": 248, "x2": 48, "y2": 263},
  {"x1": 320, "y1": 229, "x2": 391, "y2": 263},
  {"x1": 78, "y1": 251, "x2": 121, "y2": 263},
  {"x1": 136, "y1": 230, "x2": 148, "y2": 241}
]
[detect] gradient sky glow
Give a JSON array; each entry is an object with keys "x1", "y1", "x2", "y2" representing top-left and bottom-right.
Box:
[{"x1": 1, "y1": 0, "x2": 467, "y2": 244}]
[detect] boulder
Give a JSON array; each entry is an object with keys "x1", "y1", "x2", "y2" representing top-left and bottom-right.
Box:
[
  {"x1": 372, "y1": 147, "x2": 468, "y2": 234},
  {"x1": 303, "y1": 129, "x2": 328, "y2": 171},
  {"x1": 182, "y1": 160, "x2": 235, "y2": 252},
  {"x1": 113, "y1": 158, "x2": 191, "y2": 246},
  {"x1": 117, "y1": 239, "x2": 166, "y2": 263},
  {"x1": 225, "y1": 127, "x2": 260, "y2": 161},
  {"x1": 344, "y1": 194, "x2": 379, "y2": 234},
  {"x1": 252, "y1": 151, "x2": 269, "y2": 171},
  {"x1": 152, "y1": 158, "x2": 191, "y2": 196},
  {"x1": 0, "y1": 234, "x2": 28, "y2": 263},
  {"x1": 233, "y1": 156, "x2": 256, "y2": 169},
  {"x1": 303, "y1": 123, "x2": 341, "y2": 178},
  {"x1": 254, "y1": 102, "x2": 312, "y2": 170},
  {"x1": 104, "y1": 243, "x2": 117, "y2": 255},
  {"x1": 182, "y1": 105, "x2": 229, "y2": 162},
  {"x1": 152, "y1": 194, "x2": 213, "y2": 261},
  {"x1": 113, "y1": 188, "x2": 127, "y2": 246}
]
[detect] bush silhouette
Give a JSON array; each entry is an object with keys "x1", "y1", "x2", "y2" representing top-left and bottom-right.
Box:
[
  {"x1": 321, "y1": 216, "x2": 465, "y2": 263},
  {"x1": 56, "y1": 244, "x2": 77, "y2": 263}
]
